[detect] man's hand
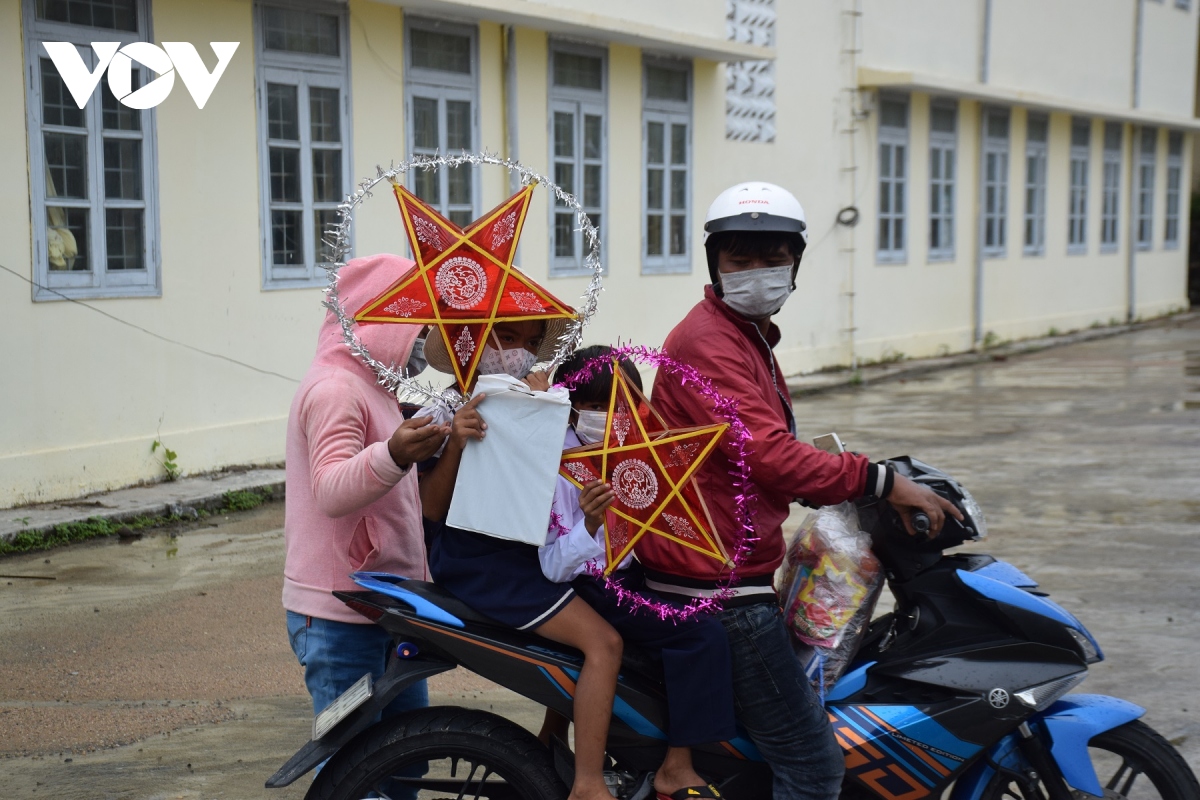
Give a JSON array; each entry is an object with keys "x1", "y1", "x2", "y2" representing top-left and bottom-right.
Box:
[
  {"x1": 388, "y1": 416, "x2": 449, "y2": 468},
  {"x1": 887, "y1": 473, "x2": 963, "y2": 538},
  {"x1": 449, "y1": 393, "x2": 488, "y2": 450},
  {"x1": 523, "y1": 370, "x2": 551, "y2": 392},
  {"x1": 579, "y1": 480, "x2": 615, "y2": 535}
]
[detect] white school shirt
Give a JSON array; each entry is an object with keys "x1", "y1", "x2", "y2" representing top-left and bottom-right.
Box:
[{"x1": 538, "y1": 428, "x2": 634, "y2": 583}]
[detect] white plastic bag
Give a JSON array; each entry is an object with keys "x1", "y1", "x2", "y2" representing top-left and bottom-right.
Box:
[{"x1": 446, "y1": 373, "x2": 571, "y2": 545}]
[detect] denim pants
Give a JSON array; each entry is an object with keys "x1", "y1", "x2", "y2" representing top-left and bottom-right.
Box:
[
  {"x1": 286, "y1": 611, "x2": 429, "y2": 719},
  {"x1": 286, "y1": 611, "x2": 429, "y2": 797},
  {"x1": 718, "y1": 602, "x2": 845, "y2": 800}
]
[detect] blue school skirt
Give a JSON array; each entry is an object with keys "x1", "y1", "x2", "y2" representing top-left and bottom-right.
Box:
[{"x1": 424, "y1": 517, "x2": 576, "y2": 631}]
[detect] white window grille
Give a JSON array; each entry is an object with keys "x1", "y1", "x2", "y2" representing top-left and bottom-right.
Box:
[
  {"x1": 877, "y1": 95, "x2": 908, "y2": 263},
  {"x1": 1136, "y1": 127, "x2": 1157, "y2": 250},
  {"x1": 22, "y1": 0, "x2": 160, "y2": 300},
  {"x1": 255, "y1": 2, "x2": 351, "y2": 288},
  {"x1": 406, "y1": 19, "x2": 479, "y2": 228},
  {"x1": 642, "y1": 59, "x2": 692, "y2": 274},
  {"x1": 549, "y1": 42, "x2": 607, "y2": 275},
  {"x1": 725, "y1": 0, "x2": 775, "y2": 142},
  {"x1": 928, "y1": 101, "x2": 957, "y2": 261},
  {"x1": 1164, "y1": 131, "x2": 1183, "y2": 248},
  {"x1": 1101, "y1": 123, "x2": 1122, "y2": 251},
  {"x1": 1020, "y1": 113, "x2": 1046, "y2": 257},
  {"x1": 1068, "y1": 118, "x2": 1090, "y2": 253},
  {"x1": 983, "y1": 108, "x2": 1011, "y2": 258}
]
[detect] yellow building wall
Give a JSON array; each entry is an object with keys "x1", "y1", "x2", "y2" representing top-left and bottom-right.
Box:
[{"x1": 1, "y1": 0, "x2": 1194, "y2": 506}]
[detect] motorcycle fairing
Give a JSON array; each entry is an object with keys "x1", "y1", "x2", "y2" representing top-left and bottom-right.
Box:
[
  {"x1": 947, "y1": 694, "x2": 1145, "y2": 800},
  {"x1": 827, "y1": 661, "x2": 876, "y2": 702},
  {"x1": 1040, "y1": 694, "x2": 1145, "y2": 797},
  {"x1": 829, "y1": 703, "x2": 980, "y2": 800},
  {"x1": 352, "y1": 572, "x2": 465, "y2": 628},
  {"x1": 956, "y1": 571, "x2": 1083, "y2": 636},
  {"x1": 972, "y1": 561, "x2": 1038, "y2": 589}
]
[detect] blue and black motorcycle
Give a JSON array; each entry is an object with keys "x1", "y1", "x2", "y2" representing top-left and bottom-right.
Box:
[{"x1": 268, "y1": 456, "x2": 1200, "y2": 800}]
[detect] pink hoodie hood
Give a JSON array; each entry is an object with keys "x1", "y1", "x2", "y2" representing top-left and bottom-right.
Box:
[{"x1": 314, "y1": 252, "x2": 421, "y2": 376}]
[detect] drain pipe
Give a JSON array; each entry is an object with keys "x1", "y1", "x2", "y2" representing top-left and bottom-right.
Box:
[
  {"x1": 974, "y1": 105, "x2": 986, "y2": 347},
  {"x1": 1127, "y1": 125, "x2": 1139, "y2": 322},
  {"x1": 1128, "y1": 2, "x2": 1144, "y2": 322},
  {"x1": 503, "y1": 25, "x2": 520, "y2": 196},
  {"x1": 973, "y1": 0, "x2": 993, "y2": 347},
  {"x1": 979, "y1": 0, "x2": 993, "y2": 84}
]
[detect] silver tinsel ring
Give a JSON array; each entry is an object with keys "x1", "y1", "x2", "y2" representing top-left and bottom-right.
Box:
[{"x1": 321, "y1": 152, "x2": 603, "y2": 409}]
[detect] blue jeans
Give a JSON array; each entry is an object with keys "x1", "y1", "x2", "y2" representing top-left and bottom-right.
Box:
[
  {"x1": 718, "y1": 603, "x2": 845, "y2": 800},
  {"x1": 286, "y1": 611, "x2": 429, "y2": 798}
]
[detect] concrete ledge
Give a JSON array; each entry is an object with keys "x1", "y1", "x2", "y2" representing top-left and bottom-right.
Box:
[{"x1": 1, "y1": 468, "x2": 285, "y2": 544}]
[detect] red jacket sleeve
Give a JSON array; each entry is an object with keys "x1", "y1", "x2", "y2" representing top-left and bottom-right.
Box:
[{"x1": 660, "y1": 327, "x2": 869, "y2": 507}]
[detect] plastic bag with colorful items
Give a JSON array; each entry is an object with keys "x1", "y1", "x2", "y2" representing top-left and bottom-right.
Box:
[{"x1": 778, "y1": 502, "x2": 884, "y2": 696}]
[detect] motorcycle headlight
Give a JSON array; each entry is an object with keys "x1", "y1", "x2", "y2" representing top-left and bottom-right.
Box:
[
  {"x1": 1015, "y1": 671, "x2": 1087, "y2": 711},
  {"x1": 1067, "y1": 626, "x2": 1103, "y2": 663},
  {"x1": 959, "y1": 487, "x2": 988, "y2": 540}
]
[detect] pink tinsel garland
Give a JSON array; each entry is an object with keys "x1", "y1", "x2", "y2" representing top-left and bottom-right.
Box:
[{"x1": 554, "y1": 345, "x2": 758, "y2": 622}]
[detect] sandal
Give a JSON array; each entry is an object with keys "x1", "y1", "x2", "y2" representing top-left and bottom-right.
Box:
[{"x1": 656, "y1": 785, "x2": 723, "y2": 800}]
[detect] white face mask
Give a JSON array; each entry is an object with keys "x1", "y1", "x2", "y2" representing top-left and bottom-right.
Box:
[
  {"x1": 479, "y1": 343, "x2": 538, "y2": 380},
  {"x1": 720, "y1": 265, "x2": 795, "y2": 318},
  {"x1": 574, "y1": 410, "x2": 608, "y2": 444},
  {"x1": 405, "y1": 336, "x2": 427, "y2": 376}
]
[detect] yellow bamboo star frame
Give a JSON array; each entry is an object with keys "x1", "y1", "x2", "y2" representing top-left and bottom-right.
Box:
[
  {"x1": 561, "y1": 360, "x2": 731, "y2": 572},
  {"x1": 355, "y1": 180, "x2": 575, "y2": 391}
]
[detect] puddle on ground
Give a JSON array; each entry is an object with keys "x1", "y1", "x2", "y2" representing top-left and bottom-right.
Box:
[{"x1": 0, "y1": 504, "x2": 286, "y2": 626}]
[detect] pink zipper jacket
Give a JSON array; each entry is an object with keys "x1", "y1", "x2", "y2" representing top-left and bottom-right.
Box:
[{"x1": 283, "y1": 253, "x2": 427, "y2": 624}]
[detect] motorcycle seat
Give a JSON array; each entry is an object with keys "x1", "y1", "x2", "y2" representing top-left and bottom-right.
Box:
[{"x1": 381, "y1": 580, "x2": 666, "y2": 684}]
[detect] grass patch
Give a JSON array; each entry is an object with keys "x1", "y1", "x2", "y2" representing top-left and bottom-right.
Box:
[
  {"x1": 1, "y1": 486, "x2": 279, "y2": 557},
  {"x1": 221, "y1": 488, "x2": 270, "y2": 512},
  {"x1": 0, "y1": 515, "x2": 167, "y2": 556}
]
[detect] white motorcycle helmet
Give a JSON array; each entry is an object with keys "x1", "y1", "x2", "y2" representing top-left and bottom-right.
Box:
[{"x1": 703, "y1": 181, "x2": 808, "y2": 291}]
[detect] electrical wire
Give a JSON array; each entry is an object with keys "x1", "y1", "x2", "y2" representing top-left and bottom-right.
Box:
[{"x1": 0, "y1": 261, "x2": 301, "y2": 384}]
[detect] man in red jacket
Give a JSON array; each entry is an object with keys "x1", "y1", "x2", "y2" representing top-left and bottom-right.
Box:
[{"x1": 650, "y1": 182, "x2": 960, "y2": 800}]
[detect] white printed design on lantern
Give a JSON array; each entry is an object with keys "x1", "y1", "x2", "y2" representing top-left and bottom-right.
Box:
[
  {"x1": 664, "y1": 442, "x2": 700, "y2": 468},
  {"x1": 612, "y1": 404, "x2": 632, "y2": 446},
  {"x1": 563, "y1": 462, "x2": 596, "y2": 484},
  {"x1": 453, "y1": 328, "x2": 475, "y2": 366},
  {"x1": 663, "y1": 513, "x2": 699, "y2": 541},
  {"x1": 608, "y1": 517, "x2": 631, "y2": 554},
  {"x1": 413, "y1": 216, "x2": 446, "y2": 251},
  {"x1": 612, "y1": 459, "x2": 659, "y2": 510},
  {"x1": 491, "y1": 211, "x2": 517, "y2": 249},
  {"x1": 509, "y1": 291, "x2": 546, "y2": 314},
  {"x1": 436, "y1": 256, "x2": 489, "y2": 310},
  {"x1": 383, "y1": 297, "x2": 428, "y2": 317}
]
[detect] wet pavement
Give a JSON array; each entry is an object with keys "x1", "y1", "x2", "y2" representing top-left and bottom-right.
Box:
[{"x1": 1, "y1": 315, "x2": 1197, "y2": 797}]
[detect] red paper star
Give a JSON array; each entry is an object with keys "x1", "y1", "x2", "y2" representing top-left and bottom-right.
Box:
[
  {"x1": 560, "y1": 360, "x2": 731, "y2": 574},
  {"x1": 355, "y1": 182, "x2": 576, "y2": 391}
]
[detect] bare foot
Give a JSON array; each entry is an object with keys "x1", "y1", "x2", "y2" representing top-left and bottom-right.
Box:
[{"x1": 654, "y1": 766, "x2": 709, "y2": 797}]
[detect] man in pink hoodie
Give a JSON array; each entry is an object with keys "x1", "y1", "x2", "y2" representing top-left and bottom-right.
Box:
[{"x1": 283, "y1": 253, "x2": 449, "y2": 744}]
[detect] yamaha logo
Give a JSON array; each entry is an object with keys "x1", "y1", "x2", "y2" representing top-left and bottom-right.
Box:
[{"x1": 987, "y1": 688, "x2": 1010, "y2": 709}]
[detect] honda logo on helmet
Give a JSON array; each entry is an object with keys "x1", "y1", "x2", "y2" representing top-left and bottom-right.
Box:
[{"x1": 41, "y1": 41, "x2": 239, "y2": 110}]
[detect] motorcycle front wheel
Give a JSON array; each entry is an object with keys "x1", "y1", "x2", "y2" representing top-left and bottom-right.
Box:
[
  {"x1": 306, "y1": 706, "x2": 568, "y2": 800},
  {"x1": 981, "y1": 720, "x2": 1200, "y2": 800}
]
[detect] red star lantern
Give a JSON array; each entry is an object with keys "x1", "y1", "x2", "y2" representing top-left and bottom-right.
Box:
[
  {"x1": 355, "y1": 182, "x2": 576, "y2": 391},
  {"x1": 560, "y1": 360, "x2": 732, "y2": 574}
]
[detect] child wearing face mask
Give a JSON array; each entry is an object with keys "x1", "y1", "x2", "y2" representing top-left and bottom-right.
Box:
[
  {"x1": 535, "y1": 345, "x2": 736, "y2": 800},
  {"x1": 417, "y1": 322, "x2": 634, "y2": 800}
]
